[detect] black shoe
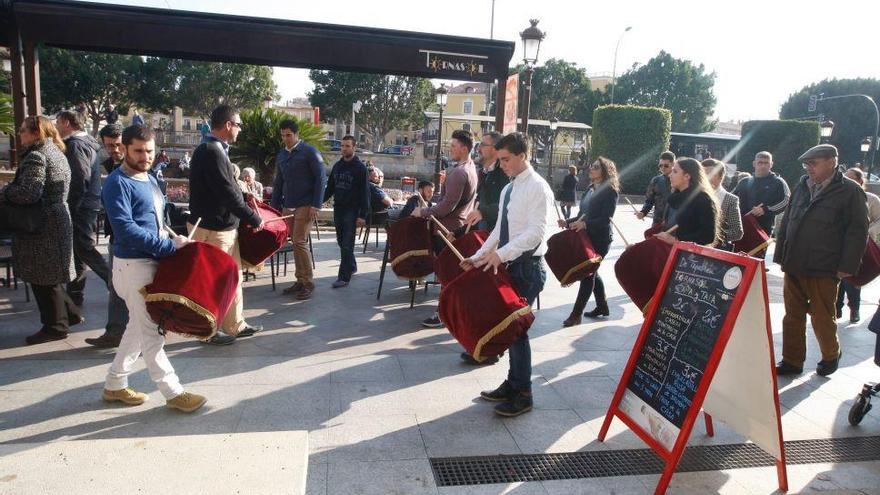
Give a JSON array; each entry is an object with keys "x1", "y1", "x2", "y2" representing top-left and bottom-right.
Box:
[
  {"x1": 817, "y1": 351, "x2": 842, "y2": 377},
  {"x1": 460, "y1": 352, "x2": 499, "y2": 365},
  {"x1": 25, "y1": 329, "x2": 68, "y2": 345},
  {"x1": 583, "y1": 303, "x2": 610, "y2": 318},
  {"x1": 562, "y1": 314, "x2": 581, "y2": 327},
  {"x1": 204, "y1": 334, "x2": 236, "y2": 346},
  {"x1": 494, "y1": 392, "x2": 533, "y2": 417},
  {"x1": 775, "y1": 361, "x2": 803, "y2": 376},
  {"x1": 236, "y1": 325, "x2": 262, "y2": 338},
  {"x1": 421, "y1": 314, "x2": 444, "y2": 328},
  {"x1": 85, "y1": 332, "x2": 122, "y2": 348},
  {"x1": 480, "y1": 380, "x2": 517, "y2": 402},
  {"x1": 850, "y1": 309, "x2": 860, "y2": 324}
]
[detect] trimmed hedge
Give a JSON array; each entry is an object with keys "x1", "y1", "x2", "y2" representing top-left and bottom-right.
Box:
[
  {"x1": 735, "y1": 120, "x2": 820, "y2": 189},
  {"x1": 590, "y1": 105, "x2": 671, "y2": 194}
]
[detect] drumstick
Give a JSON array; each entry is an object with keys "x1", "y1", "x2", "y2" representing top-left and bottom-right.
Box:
[
  {"x1": 744, "y1": 203, "x2": 764, "y2": 217},
  {"x1": 430, "y1": 215, "x2": 453, "y2": 236},
  {"x1": 187, "y1": 217, "x2": 202, "y2": 241},
  {"x1": 464, "y1": 222, "x2": 473, "y2": 235},
  {"x1": 554, "y1": 202, "x2": 563, "y2": 221},
  {"x1": 610, "y1": 218, "x2": 630, "y2": 247},
  {"x1": 747, "y1": 238, "x2": 774, "y2": 257},
  {"x1": 263, "y1": 213, "x2": 297, "y2": 223},
  {"x1": 251, "y1": 197, "x2": 263, "y2": 221},
  {"x1": 433, "y1": 230, "x2": 466, "y2": 262},
  {"x1": 624, "y1": 197, "x2": 641, "y2": 216},
  {"x1": 663, "y1": 224, "x2": 679, "y2": 235}
]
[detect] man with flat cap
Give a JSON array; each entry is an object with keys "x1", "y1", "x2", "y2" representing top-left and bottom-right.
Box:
[{"x1": 774, "y1": 144, "x2": 868, "y2": 377}]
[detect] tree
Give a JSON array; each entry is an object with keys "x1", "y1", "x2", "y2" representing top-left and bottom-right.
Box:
[
  {"x1": 229, "y1": 107, "x2": 327, "y2": 181},
  {"x1": 309, "y1": 70, "x2": 434, "y2": 150},
  {"x1": 611, "y1": 51, "x2": 717, "y2": 133},
  {"x1": 0, "y1": 93, "x2": 13, "y2": 135},
  {"x1": 735, "y1": 120, "x2": 819, "y2": 189},
  {"x1": 40, "y1": 47, "x2": 143, "y2": 135},
  {"x1": 780, "y1": 78, "x2": 880, "y2": 169},
  {"x1": 138, "y1": 58, "x2": 278, "y2": 118}
]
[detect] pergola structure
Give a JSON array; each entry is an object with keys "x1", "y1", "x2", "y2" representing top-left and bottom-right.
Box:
[{"x1": 0, "y1": 0, "x2": 514, "y2": 164}]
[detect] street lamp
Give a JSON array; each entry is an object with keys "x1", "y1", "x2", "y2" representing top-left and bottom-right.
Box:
[
  {"x1": 862, "y1": 137, "x2": 872, "y2": 166},
  {"x1": 610, "y1": 26, "x2": 632, "y2": 105},
  {"x1": 519, "y1": 19, "x2": 545, "y2": 136},
  {"x1": 434, "y1": 84, "x2": 448, "y2": 191},
  {"x1": 351, "y1": 100, "x2": 362, "y2": 141},
  {"x1": 547, "y1": 117, "x2": 559, "y2": 187},
  {"x1": 820, "y1": 119, "x2": 835, "y2": 141}
]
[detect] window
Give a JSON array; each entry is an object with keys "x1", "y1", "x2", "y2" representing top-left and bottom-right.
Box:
[
  {"x1": 463, "y1": 100, "x2": 473, "y2": 114},
  {"x1": 183, "y1": 119, "x2": 191, "y2": 131},
  {"x1": 465, "y1": 86, "x2": 474, "y2": 93},
  {"x1": 462, "y1": 123, "x2": 471, "y2": 132}
]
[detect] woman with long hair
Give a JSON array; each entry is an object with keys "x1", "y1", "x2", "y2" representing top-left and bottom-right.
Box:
[
  {"x1": 654, "y1": 157, "x2": 719, "y2": 247},
  {"x1": 1, "y1": 116, "x2": 81, "y2": 345},
  {"x1": 559, "y1": 157, "x2": 620, "y2": 327}
]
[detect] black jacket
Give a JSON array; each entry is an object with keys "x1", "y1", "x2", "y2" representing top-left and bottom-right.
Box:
[
  {"x1": 567, "y1": 181, "x2": 618, "y2": 256},
  {"x1": 641, "y1": 173, "x2": 671, "y2": 225},
  {"x1": 187, "y1": 140, "x2": 261, "y2": 231},
  {"x1": 63, "y1": 133, "x2": 102, "y2": 213},
  {"x1": 666, "y1": 187, "x2": 717, "y2": 245},
  {"x1": 733, "y1": 172, "x2": 790, "y2": 234},
  {"x1": 773, "y1": 171, "x2": 868, "y2": 278},
  {"x1": 324, "y1": 155, "x2": 370, "y2": 219},
  {"x1": 476, "y1": 163, "x2": 508, "y2": 230}
]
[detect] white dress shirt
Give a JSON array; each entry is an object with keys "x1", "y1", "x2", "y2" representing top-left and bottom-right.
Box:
[{"x1": 472, "y1": 165, "x2": 556, "y2": 263}]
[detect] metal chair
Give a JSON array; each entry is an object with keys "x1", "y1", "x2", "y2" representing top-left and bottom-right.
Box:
[{"x1": 362, "y1": 210, "x2": 389, "y2": 253}]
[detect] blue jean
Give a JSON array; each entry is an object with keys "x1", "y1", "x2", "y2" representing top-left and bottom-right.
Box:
[
  {"x1": 105, "y1": 254, "x2": 129, "y2": 337},
  {"x1": 506, "y1": 256, "x2": 546, "y2": 392},
  {"x1": 334, "y1": 208, "x2": 358, "y2": 282}
]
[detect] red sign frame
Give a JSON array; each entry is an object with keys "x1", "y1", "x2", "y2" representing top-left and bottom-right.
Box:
[{"x1": 598, "y1": 242, "x2": 788, "y2": 494}]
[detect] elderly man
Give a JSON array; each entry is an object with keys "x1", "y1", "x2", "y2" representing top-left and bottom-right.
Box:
[
  {"x1": 241, "y1": 167, "x2": 264, "y2": 199},
  {"x1": 774, "y1": 144, "x2": 868, "y2": 377}
]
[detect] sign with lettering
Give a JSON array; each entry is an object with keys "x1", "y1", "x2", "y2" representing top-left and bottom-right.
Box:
[
  {"x1": 598, "y1": 242, "x2": 787, "y2": 495},
  {"x1": 503, "y1": 74, "x2": 519, "y2": 135},
  {"x1": 419, "y1": 49, "x2": 488, "y2": 78}
]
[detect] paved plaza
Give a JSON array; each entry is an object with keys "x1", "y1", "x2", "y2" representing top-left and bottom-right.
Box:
[{"x1": 1, "y1": 209, "x2": 879, "y2": 494}]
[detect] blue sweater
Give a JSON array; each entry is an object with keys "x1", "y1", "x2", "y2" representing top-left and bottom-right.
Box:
[
  {"x1": 102, "y1": 168, "x2": 176, "y2": 260},
  {"x1": 271, "y1": 141, "x2": 326, "y2": 210}
]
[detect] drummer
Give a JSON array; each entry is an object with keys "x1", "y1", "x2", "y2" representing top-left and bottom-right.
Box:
[
  {"x1": 101, "y1": 124, "x2": 206, "y2": 413},
  {"x1": 559, "y1": 157, "x2": 620, "y2": 327},
  {"x1": 654, "y1": 158, "x2": 719, "y2": 247},
  {"x1": 463, "y1": 132, "x2": 555, "y2": 417}
]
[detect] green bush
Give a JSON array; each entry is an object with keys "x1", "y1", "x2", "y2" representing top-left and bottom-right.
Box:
[
  {"x1": 590, "y1": 105, "x2": 671, "y2": 194},
  {"x1": 735, "y1": 120, "x2": 819, "y2": 189}
]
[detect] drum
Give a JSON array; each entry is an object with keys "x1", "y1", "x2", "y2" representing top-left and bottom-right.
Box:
[
  {"x1": 733, "y1": 214, "x2": 770, "y2": 258},
  {"x1": 847, "y1": 238, "x2": 880, "y2": 287},
  {"x1": 434, "y1": 230, "x2": 489, "y2": 285},
  {"x1": 388, "y1": 216, "x2": 435, "y2": 280},
  {"x1": 614, "y1": 237, "x2": 673, "y2": 312},
  {"x1": 141, "y1": 242, "x2": 240, "y2": 339},
  {"x1": 238, "y1": 200, "x2": 289, "y2": 269},
  {"x1": 545, "y1": 229, "x2": 603, "y2": 287},
  {"x1": 439, "y1": 266, "x2": 534, "y2": 362}
]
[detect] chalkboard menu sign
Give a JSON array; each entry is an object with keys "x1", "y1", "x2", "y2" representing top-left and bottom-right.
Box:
[{"x1": 626, "y1": 250, "x2": 741, "y2": 428}]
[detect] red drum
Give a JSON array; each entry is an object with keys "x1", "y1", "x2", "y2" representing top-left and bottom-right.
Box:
[
  {"x1": 733, "y1": 214, "x2": 770, "y2": 257},
  {"x1": 643, "y1": 223, "x2": 664, "y2": 239},
  {"x1": 614, "y1": 237, "x2": 673, "y2": 312},
  {"x1": 545, "y1": 229, "x2": 603, "y2": 287},
  {"x1": 239, "y1": 200, "x2": 289, "y2": 269},
  {"x1": 847, "y1": 238, "x2": 880, "y2": 287},
  {"x1": 434, "y1": 230, "x2": 489, "y2": 285},
  {"x1": 142, "y1": 242, "x2": 239, "y2": 339},
  {"x1": 388, "y1": 216, "x2": 435, "y2": 280},
  {"x1": 439, "y1": 266, "x2": 534, "y2": 362}
]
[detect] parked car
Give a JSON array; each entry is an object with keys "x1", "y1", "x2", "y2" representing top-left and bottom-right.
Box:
[
  {"x1": 378, "y1": 145, "x2": 413, "y2": 155},
  {"x1": 323, "y1": 139, "x2": 342, "y2": 151}
]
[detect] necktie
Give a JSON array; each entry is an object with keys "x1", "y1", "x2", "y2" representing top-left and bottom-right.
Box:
[{"x1": 499, "y1": 185, "x2": 513, "y2": 248}]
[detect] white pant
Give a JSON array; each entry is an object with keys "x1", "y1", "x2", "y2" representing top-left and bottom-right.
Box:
[{"x1": 104, "y1": 257, "x2": 184, "y2": 400}]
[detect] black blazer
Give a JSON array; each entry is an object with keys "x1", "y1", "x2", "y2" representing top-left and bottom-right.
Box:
[
  {"x1": 567, "y1": 181, "x2": 618, "y2": 256},
  {"x1": 666, "y1": 187, "x2": 717, "y2": 245}
]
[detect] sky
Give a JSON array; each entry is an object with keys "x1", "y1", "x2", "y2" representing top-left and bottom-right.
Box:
[{"x1": 82, "y1": 0, "x2": 880, "y2": 123}]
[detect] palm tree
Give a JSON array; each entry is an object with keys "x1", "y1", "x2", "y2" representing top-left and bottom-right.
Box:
[
  {"x1": 229, "y1": 107, "x2": 327, "y2": 181},
  {"x1": 0, "y1": 93, "x2": 13, "y2": 136}
]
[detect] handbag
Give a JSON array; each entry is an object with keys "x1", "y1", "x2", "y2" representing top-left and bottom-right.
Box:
[{"x1": 0, "y1": 199, "x2": 45, "y2": 234}]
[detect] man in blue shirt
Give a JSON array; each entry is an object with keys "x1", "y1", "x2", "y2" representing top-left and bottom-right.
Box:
[
  {"x1": 271, "y1": 119, "x2": 326, "y2": 300},
  {"x1": 101, "y1": 124, "x2": 206, "y2": 413},
  {"x1": 323, "y1": 135, "x2": 370, "y2": 288}
]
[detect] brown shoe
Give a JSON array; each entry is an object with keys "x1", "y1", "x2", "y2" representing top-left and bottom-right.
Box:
[
  {"x1": 85, "y1": 332, "x2": 123, "y2": 349},
  {"x1": 103, "y1": 387, "x2": 148, "y2": 406},
  {"x1": 296, "y1": 285, "x2": 314, "y2": 300},
  {"x1": 166, "y1": 392, "x2": 207, "y2": 413},
  {"x1": 282, "y1": 282, "x2": 304, "y2": 295}
]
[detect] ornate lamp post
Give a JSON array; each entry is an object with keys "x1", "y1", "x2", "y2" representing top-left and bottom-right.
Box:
[
  {"x1": 547, "y1": 116, "x2": 559, "y2": 187},
  {"x1": 519, "y1": 19, "x2": 545, "y2": 136},
  {"x1": 610, "y1": 26, "x2": 632, "y2": 105},
  {"x1": 434, "y1": 84, "x2": 448, "y2": 190}
]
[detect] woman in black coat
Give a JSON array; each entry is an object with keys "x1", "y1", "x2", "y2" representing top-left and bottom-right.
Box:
[
  {"x1": 1, "y1": 116, "x2": 81, "y2": 345},
  {"x1": 560, "y1": 157, "x2": 620, "y2": 327},
  {"x1": 559, "y1": 165, "x2": 579, "y2": 218},
  {"x1": 655, "y1": 157, "x2": 719, "y2": 247}
]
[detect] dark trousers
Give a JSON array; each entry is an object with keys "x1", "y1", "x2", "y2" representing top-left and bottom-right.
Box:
[
  {"x1": 561, "y1": 204, "x2": 572, "y2": 219},
  {"x1": 572, "y1": 274, "x2": 607, "y2": 314},
  {"x1": 506, "y1": 257, "x2": 547, "y2": 392},
  {"x1": 836, "y1": 280, "x2": 861, "y2": 313},
  {"x1": 31, "y1": 284, "x2": 81, "y2": 333},
  {"x1": 334, "y1": 208, "x2": 358, "y2": 282},
  {"x1": 67, "y1": 208, "x2": 110, "y2": 305},
  {"x1": 105, "y1": 254, "x2": 129, "y2": 337}
]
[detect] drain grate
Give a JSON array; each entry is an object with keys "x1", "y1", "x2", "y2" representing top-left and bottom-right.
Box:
[{"x1": 430, "y1": 436, "x2": 880, "y2": 486}]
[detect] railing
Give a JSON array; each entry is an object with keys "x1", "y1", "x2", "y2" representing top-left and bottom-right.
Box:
[{"x1": 154, "y1": 130, "x2": 203, "y2": 147}]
